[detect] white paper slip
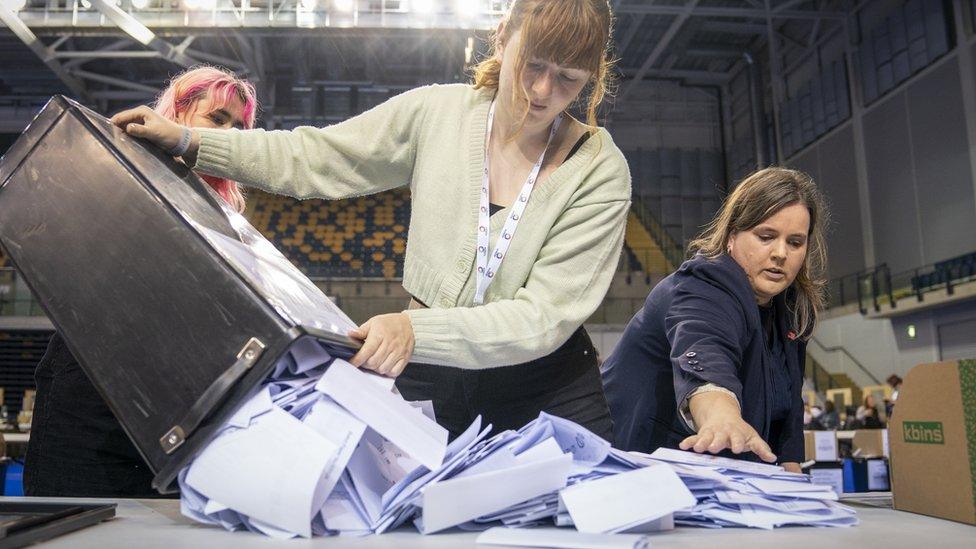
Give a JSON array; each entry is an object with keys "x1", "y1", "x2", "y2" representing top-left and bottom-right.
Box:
[
  {"x1": 515, "y1": 437, "x2": 565, "y2": 464},
  {"x1": 315, "y1": 358, "x2": 448, "y2": 470},
  {"x1": 539, "y1": 412, "x2": 612, "y2": 468},
  {"x1": 615, "y1": 514, "x2": 674, "y2": 534},
  {"x1": 866, "y1": 459, "x2": 890, "y2": 491},
  {"x1": 809, "y1": 468, "x2": 845, "y2": 496},
  {"x1": 420, "y1": 452, "x2": 573, "y2": 534},
  {"x1": 184, "y1": 407, "x2": 339, "y2": 538},
  {"x1": 476, "y1": 527, "x2": 652, "y2": 549},
  {"x1": 813, "y1": 431, "x2": 839, "y2": 461},
  {"x1": 409, "y1": 399, "x2": 437, "y2": 422},
  {"x1": 648, "y1": 447, "x2": 786, "y2": 477},
  {"x1": 287, "y1": 336, "x2": 333, "y2": 374},
  {"x1": 321, "y1": 482, "x2": 372, "y2": 533},
  {"x1": 302, "y1": 396, "x2": 367, "y2": 509},
  {"x1": 225, "y1": 387, "x2": 273, "y2": 429},
  {"x1": 745, "y1": 478, "x2": 830, "y2": 494},
  {"x1": 559, "y1": 464, "x2": 695, "y2": 534}
]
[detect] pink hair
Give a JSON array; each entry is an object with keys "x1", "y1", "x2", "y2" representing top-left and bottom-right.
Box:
[{"x1": 153, "y1": 66, "x2": 258, "y2": 213}]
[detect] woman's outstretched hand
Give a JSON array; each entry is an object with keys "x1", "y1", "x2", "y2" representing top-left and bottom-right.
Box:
[
  {"x1": 111, "y1": 106, "x2": 199, "y2": 162},
  {"x1": 348, "y1": 312, "x2": 415, "y2": 378},
  {"x1": 679, "y1": 390, "x2": 777, "y2": 463}
]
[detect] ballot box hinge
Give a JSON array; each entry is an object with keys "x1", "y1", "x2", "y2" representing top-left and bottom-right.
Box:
[{"x1": 159, "y1": 337, "x2": 267, "y2": 455}]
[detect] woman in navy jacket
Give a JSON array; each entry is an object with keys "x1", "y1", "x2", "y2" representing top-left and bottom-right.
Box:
[{"x1": 602, "y1": 167, "x2": 828, "y2": 472}]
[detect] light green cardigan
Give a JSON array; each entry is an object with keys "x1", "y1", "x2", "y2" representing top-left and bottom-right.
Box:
[{"x1": 194, "y1": 83, "x2": 631, "y2": 368}]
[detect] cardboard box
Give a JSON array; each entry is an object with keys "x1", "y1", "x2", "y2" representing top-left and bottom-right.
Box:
[
  {"x1": 804, "y1": 430, "x2": 839, "y2": 462},
  {"x1": 889, "y1": 359, "x2": 976, "y2": 525},
  {"x1": 852, "y1": 429, "x2": 889, "y2": 458}
]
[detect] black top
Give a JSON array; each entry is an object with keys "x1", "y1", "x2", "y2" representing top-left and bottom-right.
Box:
[
  {"x1": 488, "y1": 132, "x2": 591, "y2": 218},
  {"x1": 762, "y1": 304, "x2": 793, "y2": 424}
]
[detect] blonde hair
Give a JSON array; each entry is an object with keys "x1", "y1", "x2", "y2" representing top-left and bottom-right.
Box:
[
  {"x1": 688, "y1": 167, "x2": 829, "y2": 339},
  {"x1": 472, "y1": 0, "x2": 615, "y2": 132}
]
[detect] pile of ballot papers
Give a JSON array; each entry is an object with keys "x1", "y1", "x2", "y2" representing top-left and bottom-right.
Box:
[
  {"x1": 642, "y1": 448, "x2": 859, "y2": 529},
  {"x1": 179, "y1": 339, "x2": 857, "y2": 538}
]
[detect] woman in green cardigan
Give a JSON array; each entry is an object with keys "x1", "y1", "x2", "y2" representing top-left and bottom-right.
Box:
[{"x1": 112, "y1": 0, "x2": 630, "y2": 440}]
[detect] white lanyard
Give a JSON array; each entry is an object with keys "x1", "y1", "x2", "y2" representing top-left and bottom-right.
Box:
[{"x1": 474, "y1": 99, "x2": 562, "y2": 304}]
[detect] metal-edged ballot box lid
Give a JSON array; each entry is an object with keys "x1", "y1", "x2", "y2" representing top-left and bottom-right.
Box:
[{"x1": 0, "y1": 95, "x2": 361, "y2": 492}]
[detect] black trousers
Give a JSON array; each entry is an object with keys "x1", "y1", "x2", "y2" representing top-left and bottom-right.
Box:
[
  {"x1": 23, "y1": 333, "x2": 163, "y2": 498},
  {"x1": 395, "y1": 327, "x2": 613, "y2": 443}
]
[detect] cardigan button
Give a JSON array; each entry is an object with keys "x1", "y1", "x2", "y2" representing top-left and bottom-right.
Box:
[
  {"x1": 440, "y1": 297, "x2": 452, "y2": 307},
  {"x1": 455, "y1": 259, "x2": 467, "y2": 271},
  {"x1": 688, "y1": 359, "x2": 700, "y2": 365},
  {"x1": 685, "y1": 351, "x2": 697, "y2": 358},
  {"x1": 692, "y1": 366, "x2": 704, "y2": 372}
]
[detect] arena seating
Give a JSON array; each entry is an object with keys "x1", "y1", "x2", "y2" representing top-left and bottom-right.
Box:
[
  {"x1": 0, "y1": 330, "x2": 51, "y2": 413},
  {"x1": 624, "y1": 211, "x2": 670, "y2": 273},
  {"x1": 247, "y1": 189, "x2": 410, "y2": 278},
  {"x1": 246, "y1": 189, "x2": 670, "y2": 279},
  {"x1": 910, "y1": 250, "x2": 976, "y2": 295}
]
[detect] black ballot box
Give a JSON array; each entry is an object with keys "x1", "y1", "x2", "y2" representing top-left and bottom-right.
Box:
[{"x1": 0, "y1": 95, "x2": 360, "y2": 492}]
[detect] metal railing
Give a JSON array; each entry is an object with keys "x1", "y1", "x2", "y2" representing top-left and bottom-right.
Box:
[
  {"x1": 825, "y1": 264, "x2": 893, "y2": 314},
  {"x1": 808, "y1": 336, "x2": 881, "y2": 386},
  {"x1": 827, "y1": 250, "x2": 976, "y2": 314},
  {"x1": 804, "y1": 354, "x2": 839, "y2": 393},
  {"x1": 629, "y1": 196, "x2": 685, "y2": 271}
]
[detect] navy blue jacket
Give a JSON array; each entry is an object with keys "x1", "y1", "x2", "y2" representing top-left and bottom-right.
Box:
[{"x1": 601, "y1": 254, "x2": 806, "y2": 463}]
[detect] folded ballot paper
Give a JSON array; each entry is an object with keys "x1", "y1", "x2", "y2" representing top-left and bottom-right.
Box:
[{"x1": 178, "y1": 338, "x2": 857, "y2": 539}]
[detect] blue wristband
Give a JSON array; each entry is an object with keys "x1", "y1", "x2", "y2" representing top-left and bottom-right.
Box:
[{"x1": 167, "y1": 126, "x2": 192, "y2": 157}]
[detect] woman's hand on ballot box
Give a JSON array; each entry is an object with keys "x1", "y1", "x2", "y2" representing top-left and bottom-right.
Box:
[
  {"x1": 111, "y1": 106, "x2": 201, "y2": 164},
  {"x1": 680, "y1": 390, "x2": 778, "y2": 463},
  {"x1": 349, "y1": 312, "x2": 415, "y2": 378}
]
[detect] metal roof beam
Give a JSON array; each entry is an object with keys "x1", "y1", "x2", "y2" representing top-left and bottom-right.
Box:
[
  {"x1": 89, "y1": 0, "x2": 197, "y2": 67},
  {"x1": 621, "y1": 0, "x2": 701, "y2": 101},
  {"x1": 615, "y1": 5, "x2": 844, "y2": 19},
  {"x1": 0, "y1": 4, "x2": 91, "y2": 103},
  {"x1": 701, "y1": 20, "x2": 768, "y2": 35},
  {"x1": 70, "y1": 69, "x2": 159, "y2": 93},
  {"x1": 772, "y1": 0, "x2": 814, "y2": 13},
  {"x1": 685, "y1": 44, "x2": 745, "y2": 58},
  {"x1": 619, "y1": 67, "x2": 732, "y2": 85}
]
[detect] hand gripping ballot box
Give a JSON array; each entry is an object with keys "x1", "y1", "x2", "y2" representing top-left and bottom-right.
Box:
[{"x1": 0, "y1": 96, "x2": 360, "y2": 492}]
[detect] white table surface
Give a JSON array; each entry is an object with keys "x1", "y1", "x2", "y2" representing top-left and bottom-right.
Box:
[{"x1": 5, "y1": 496, "x2": 973, "y2": 548}]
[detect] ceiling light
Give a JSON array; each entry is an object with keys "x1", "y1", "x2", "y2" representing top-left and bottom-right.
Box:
[
  {"x1": 412, "y1": 0, "x2": 434, "y2": 14},
  {"x1": 456, "y1": 0, "x2": 478, "y2": 17},
  {"x1": 183, "y1": 0, "x2": 216, "y2": 10}
]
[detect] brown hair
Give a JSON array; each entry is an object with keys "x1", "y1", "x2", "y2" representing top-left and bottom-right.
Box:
[
  {"x1": 688, "y1": 167, "x2": 829, "y2": 339},
  {"x1": 472, "y1": 0, "x2": 615, "y2": 131}
]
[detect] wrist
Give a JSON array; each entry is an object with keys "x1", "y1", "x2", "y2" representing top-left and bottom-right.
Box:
[
  {"x1": 166, "y1": 126, "x2": 193, "y2": 157},
  {"x1": 183, "y1": 129, "x2": 201, "y2": 167},
  {"x1": 689, "y1": 391, "x2": 741, "y2": 427}
]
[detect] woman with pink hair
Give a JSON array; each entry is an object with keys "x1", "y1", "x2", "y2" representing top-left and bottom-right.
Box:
[
  {"x1": 23, "y1": 66, "x2": 258, "y2": 498},
  {"x1": 153, "y1": 66, "x2": 257, "y2": 211}
]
